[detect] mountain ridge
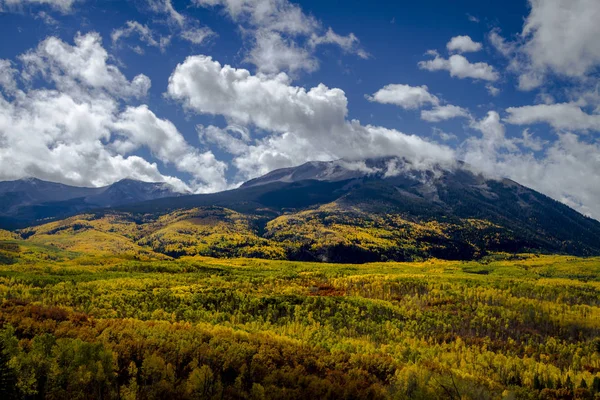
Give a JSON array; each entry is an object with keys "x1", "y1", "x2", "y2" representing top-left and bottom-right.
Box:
[
  {"x1": 0, "y1": 177, "x2": 186, "y2": 229},
  {"x1": 4, "y1": 158, "x2": 600, "y2": 262}
]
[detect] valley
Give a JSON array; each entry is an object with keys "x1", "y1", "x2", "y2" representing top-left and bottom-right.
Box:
[{"x1": 0, "y1": 238, "x2": 598, "y2": 399}]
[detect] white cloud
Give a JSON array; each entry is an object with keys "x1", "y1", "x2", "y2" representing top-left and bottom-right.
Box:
[
  {"x1": 167, "y1": 55, "x2": 456, "y2": 181},
  {"x1": 490, "y1": 1, "x2": 600, "y2": 91},
  {"x1": 144, "y1": 0, "x2": 215, "y2": 48},
  {"x1": 146, "y1": 0, "x2": 185, "y2": 27},
  {"x1": 193, "y1": 0, "x2": 366, "y2": 74},
  {"x1": 0, "y1": 0, "x2": 79, "y2": 13},
  {"x1": 35, "y1": 10, "x2": 58, "y2": 25},
  {"x1": 0, "y1": 60, "x2": 18, "y2": 94},
  {"x1": 0, "y1": 88, "x2": 190, "y2": 190},
  {"x1": 309, "y1": 28, "x2": 369, "y2": 59},
  {"x1": 246, "y1": 30, "x2": 318, "y2": 74},
  {"x1": 111, "y1": 21, "x2": 171, "y2": 53},
  {"x1": 167, "y1": 55, "x2": 347, "y2": 133},
  {"x1": 466, "y1": 14, "x2": 479, "y2": 23},
  {"x1": 180, "y1": 27, "x2": 214, "y2": 44},
  {"x1": 193, "y1": 0, "x2": 318, "y2": 34},
  {"x1": 486, "y1": 84, "x2": 500, "y2": 97},
  {"x1": 0, "y1": 33, "x2": 227, "y2": 193},
  {"x1": 198, "y1": 125, "x2": 251, "y2": 156},
  {"x1": 516, "y1": 71, "x2": 545, "y2": 92},
  {"x1": 446, "y1": 35, "x2": 482, "y2": 54},
  {"x1": 368, "y1": 83, "x2": 471, "y2": 123},
  {"x1": 20, "y1": 32, "x2": 151, "y2": 99},
  {"x1": 462, "y1": 111, "x2": 516, "y2": 175},
  {"x1": 113, "y1": 106, "x2": 228, "y2": 191},
  {"x1": 366, "y1": 84, "x2": 439, "y2": 109},
  {"x1": 517, "y1": 133, "x2": 600, "y2": 218},
  {"x1": 418, "y1": 53, "x2": 499, "y2": 82},
  {"x1": 462, "y1": 113, "x2": 600, "y2": 219},
  {"x1": 488, "y1": 29, "x2": 514, "y2": 58},
  {"x1": 522, "y1": 0, "x2": 600, "y2": 79},
  {"x1": 432, "y1": 127, "x2": 457, "y2": 142},
  {"x1": 421, "y1": 105, "x2": 470, "y2": 122},
  {"x1": 505, "y1": 103, "x2": 600, "y2": 131},
  {"x1": 514, "y1": 128, "x2": 547, "y2": 151}
]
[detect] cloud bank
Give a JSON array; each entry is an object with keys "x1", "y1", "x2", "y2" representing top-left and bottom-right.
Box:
[
  {"x1": 0, "y1": 33, "x2": 227, "y2": 193},
  {"x1": 167, "y1": 55, "x2": 456, "y2": 181}
]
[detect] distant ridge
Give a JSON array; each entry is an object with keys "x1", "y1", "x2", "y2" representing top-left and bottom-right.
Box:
[{"x1": 0, "y1": 178, "x2": 186, "y2": 229}]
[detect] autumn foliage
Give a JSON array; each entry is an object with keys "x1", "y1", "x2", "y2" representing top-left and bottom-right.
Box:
[{"x1": 0, "y1": 237, "x2": 599, "y2": 399}]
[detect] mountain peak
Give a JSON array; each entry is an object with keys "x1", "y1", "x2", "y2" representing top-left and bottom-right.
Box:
[{"x1": 241, "y1": 157, "x2": 452, "y2": 189}]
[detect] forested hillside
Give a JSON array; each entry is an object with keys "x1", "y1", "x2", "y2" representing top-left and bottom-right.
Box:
[
  {"x1": 0, "y1": 238, "x2": 599, "y2": 399},
  {"x1": 4, "y1": 161, "x2": 600, "y2": 262},
  {"x1": 12, "y1": 200, "x2": 600, "y2": 265}
]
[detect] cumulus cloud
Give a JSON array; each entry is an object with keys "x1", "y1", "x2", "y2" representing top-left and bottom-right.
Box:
[
  {"x1": 462, "y1": 111, "x2": 517, "y2": 176},
  {"x1": 20, "y1": 32, "x2": 151, "y2": 99},
  {"x1": 522, "y1": 0, "x2": 600, "y2": 79},
  {"x1": 167, "y1": 55, "x2": 348, "y2": 134},
  {"x1": 172, "y1": 50, "x2": 600, "y2": 219},
  {"x1": 462, "y1": 113, "x2": 600, "y2": 220},
  {"x1": 0, "y1": 33, "x2": 227, "y2": 193},
  {"x1": 199, "y1": 125, "x2": 251, "y2": 156},
  {"x1": 418, "y1": 53, "x2": 499, "y2": 82},
  {"x1": 505, "y1": 103, "x2": 600, "y2": 132},
  {"x1": 0, "y1": 0, "x2": 78, "y2": 13},
  {"x1": 112, "y1": 106, "x2": 228, "y2": 191},
  {"x1": 167, "y1": 55, "x2": 456, "y2": 181},
  {"x1": 367, "y1": 83, "x2": 470, "y2": 122},
  {"x1": 488, "y1": 1, "x2": 600, "y2": 91},
  {"x1": 366, "y1": 84, "x2": 439, "y2": 109},
  {"x1": 246, "y1": 30, "x2": 318, "y2": 75},
  {"x1": 0, "y1": 88, "x2": 190, "y2": 190},
  {"x1": 192, "y1": 0, "x2": 367, "y2": 74},
  {"x1": 421, "y1": 105, "x2": 470, "y2": 122},
  {"x1": 193, "y1": 0, "x2": 318, "y2": 34},
  {"x1": 446, "y1": 35, "x2": 482, "y2": 53}
]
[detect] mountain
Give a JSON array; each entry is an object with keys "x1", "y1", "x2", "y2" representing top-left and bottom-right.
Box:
[
  {"x1": 240, "y1": 160, "x2": 372, "y2": 187},
  {"x1": 8, "y1": 158, "x2": 600, "y2": 263},
  {"x1": 0, "y1": 178, "x2": 186, "y2": 229}
]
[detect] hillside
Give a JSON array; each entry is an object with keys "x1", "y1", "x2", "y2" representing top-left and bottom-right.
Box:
[{"x1": 11, "y1": 158, "x2": 600, "y2": 262}]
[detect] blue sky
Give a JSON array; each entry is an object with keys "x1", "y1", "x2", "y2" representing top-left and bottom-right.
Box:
[{"x1": 1, "y1": 0, "x2": 600, "y2": 220}]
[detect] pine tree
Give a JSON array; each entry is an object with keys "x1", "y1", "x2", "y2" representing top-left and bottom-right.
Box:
[
  {"x1": 565, "y1": 375, "x2": 573, "y2": 391},
  {"x1": 533, "y1": 374, "x2": 543, "y2": 390},
  {"x1": 592, "y1": 376, "x2": 600, "y2": 393},
  {"x1": 0, "y1": 343, "x2": 17, "y2": 400}
]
